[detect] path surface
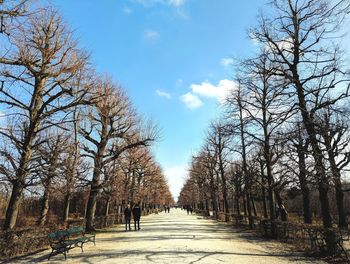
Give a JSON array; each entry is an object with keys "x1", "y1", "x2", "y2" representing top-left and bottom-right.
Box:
[{"x1": 15, "y1": 210, "x2": 324, "y2": 263}]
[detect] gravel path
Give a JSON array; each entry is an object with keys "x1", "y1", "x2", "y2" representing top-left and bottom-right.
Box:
[{"x1": 14, "y1": 209, "x2": 324, "y2": 263}]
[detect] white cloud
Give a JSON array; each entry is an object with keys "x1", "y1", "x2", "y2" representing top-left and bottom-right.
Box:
[
  {"x1": 168, "y1": 0, "x2": 185, "y2": 7},
  {"x1": 156, "y1": 89, "x2": 171, "y2": 99},
  {"x1": 131, "y1": 0, "x2": 186, "y2": 7},
  {"x1": 220, "y1": 57, "x2": 234, "y2": 67},
  {"x1": 144, "y1": 29, "x2": 160, "y2": 42},
  {"x1": 190, "y1": 79, "x2": 238, "y2": 103},
  {"x1": 180, "y1": 92, "x2": 203, "y2": 109},
  {"x1": 164, "y1": 165, "x2": 188, "y2": 200},
  {"x1": 123, "y1": 7, "x2": 132, "y2": 14}
]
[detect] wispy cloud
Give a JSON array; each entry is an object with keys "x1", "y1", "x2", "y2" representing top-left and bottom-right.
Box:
[
  {"x1": 123, "y1": 6, "x2": 133, "y2": 15},
  {"x1": 144, "y1": 29, "x2": 160, "y2": 42},
  {"x1": 131, "y1": 0, "x2": 186, "y2": 7},
  {"x1": 168, "y1": 0, "x2": 185, "y2": 7},
  {"x1": 220, "y1": 57, "x2": 234, "y2": 67},
  {"x1": 156, "y1": 89, "x2": 171, "y2": 99},
  {"x1": 180, "y1": 92, "x2": 203, "y2": 109},
  {"x1": 176, "y1": 79, "x2": 183, "y2": 87}
]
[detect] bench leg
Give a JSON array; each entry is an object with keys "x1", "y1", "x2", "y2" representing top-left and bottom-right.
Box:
[{"x1": 48, "y1": 249, "x2": 54, "y2": 260}]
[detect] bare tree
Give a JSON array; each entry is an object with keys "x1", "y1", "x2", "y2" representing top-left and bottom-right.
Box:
[
  {"x1": 207, "y1": 121, "x2": 232, "y2": 222},
  {"x1": 0, "y1": 8, "x2": 91, "y2": 230},
  {"x1": 79, "y1": 77, "x2": 157, "y2": 231},
  {"x1": 281, "y1": 122, "x2": 313, "y2": 224},
  {"x1": 0, "y1": 0, "x2": 31, "y2": 36},
  {"x1": 35, "y1": 133, "x2": 66, "y2": 225},
  {"x1": 225, "y1": 82, "x2": 256, "y2": 227},
  {"x1": 251, "y1": 0, "x2": 350, "y2": 229},
  {"x1": 316, "y1": 107, "x2": 350, "y2": 228}
]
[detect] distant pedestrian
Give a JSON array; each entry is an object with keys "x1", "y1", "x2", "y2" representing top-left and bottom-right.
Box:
[
  {"x1": 167, "y1": 206, "x2": 170, "y2": 213},
  {"x1": 132, "y1": 203, "x2": 141, "y2": 230},
  {"x1": 190, "y1": 206, "x2": 193, "y2": 214},
  {"x1": 186, "y1": 205, "x2": 190, "y2": 215},
  {"x1": 275, "y1": 203, "x2": 279, "y2": 219},
  {"x1": 124, "y1": 204, "x2": 131, "y2": 231},
  {"x1": 280, "y1": 203, "x2": 288, "y2": 221}
]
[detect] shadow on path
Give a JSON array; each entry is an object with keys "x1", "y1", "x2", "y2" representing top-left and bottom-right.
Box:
[{"x1": 23, "y1": 249, "x2": 308, "y2": 264}]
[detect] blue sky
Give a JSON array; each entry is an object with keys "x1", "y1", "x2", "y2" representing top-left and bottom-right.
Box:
[{"x1": 48, "y1": 0, "x2": 263, "y2": 199}]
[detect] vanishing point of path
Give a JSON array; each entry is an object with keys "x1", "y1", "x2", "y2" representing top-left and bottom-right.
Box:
[{"x1": 15, "y1": 210, "x2": 324, "y2": 264}]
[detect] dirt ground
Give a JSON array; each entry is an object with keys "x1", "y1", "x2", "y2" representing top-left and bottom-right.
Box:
[{"x1": 13, "y1": 209, "x2": 325, "y2": 264}]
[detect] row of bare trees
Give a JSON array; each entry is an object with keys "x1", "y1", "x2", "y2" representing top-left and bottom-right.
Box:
[
  {"x1": 0, "y1": 0, "x2": 173, "y2": 232},
  {"x1": 179, "y1": 0, "x2": 350, "y2": 237}
]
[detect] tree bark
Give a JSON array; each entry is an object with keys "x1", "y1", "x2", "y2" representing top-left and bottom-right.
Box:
[
  {"x1": 294, "y1": 79, "x2": 332, "y2": 228},
  {"x1": 251, "y1": 197, "x2": 257, "y2": 217},
  {"x1": 235, "y1": 195, "x2": 241, "y2": 216},
  {"x1": 322, "y1": 128, "x2": 347, "y2": 228},
  {"x1": 85, "y1": 188, "x2": 98, "y2": 232},
  {"x1": 63, "y1": 192, "x2": 71, "y2": 222},
  {"x1": 335, "y1": 179, "x2": 347, "y2": 228},
  {"x1": 105, "y1": 197, "x2": 110, "y2": 217},
  {"x1": 37, "y1": 189, "x2": 50, "y2": 226},
  {"x1": 295, "y1": 132, "x2": 312, "y2": 224},
  {"x1": 3, "y1": 181, "x2": 23, "y2": 230}
]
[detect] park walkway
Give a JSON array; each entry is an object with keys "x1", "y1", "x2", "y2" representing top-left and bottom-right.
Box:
[{"x1": 15, "y1": 209, "x2": 324, "y2": 264}]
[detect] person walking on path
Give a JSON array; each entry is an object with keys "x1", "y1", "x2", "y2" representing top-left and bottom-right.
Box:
[
  {"x1": 132, "y1": 203, "x2": 141, "y2": 230},
  {"x1": 124, "y1": 204, "x2": 132, "y2": 231}
]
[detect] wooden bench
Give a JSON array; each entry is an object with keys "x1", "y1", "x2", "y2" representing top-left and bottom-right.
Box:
[{"x1": 48, "y1": 226, "x2": 96, "y2": 260}]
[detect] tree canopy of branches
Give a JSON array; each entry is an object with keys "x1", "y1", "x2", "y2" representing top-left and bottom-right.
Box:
[
  {"x1": 0, "y1": 2, "x2": 170, "y2": 233},
  {"x1": 179, "y1": 1, "x2": 350, "y2": 245}
]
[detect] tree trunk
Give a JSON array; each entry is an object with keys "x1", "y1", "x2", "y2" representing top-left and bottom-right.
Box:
[
  {"x1": 105, "y1": 197, "x2": 110, "y2": 217},
  {"x1": 85, "y1": 188, "x2": 98, "y2": 232},
  {"x1": 323, "y1": 130, "x2": 347, "y2": 228},
  {"x1": 210, "y1": 192, "x2": 218, "y2": 219},
  {"x1": 246, "y1": 193, "x2": 253, "y2": 228},
  {"x1": 301, "y1": 186, "x2": 312, "y2": 224},
  {"x1": 235, "y1": 195, "x2": 241, "y2": 215},
  {"x1": 260, "y1": 163, "x2": 268, "y2": 219},
  {"x1": 293, "y1": 75, "x2": 332, "y2": 228},
  {"x1": 251, "y1": 197, "x2": 257, "y2": 217},
  {"x1": 318, "y1": 181, "x2": 332, "y2": 228},
  {"x1": 37, "y1": 189, "x2": 50, "y2": 226},
  {"x1": 274, "y1": 190, "x2": 287, "y2": 221},
  {"x1": 204, "y1": 198, "x2": 210, "y2": 216},
  {"x1": 242, "y1": 196, "x2": 247, "y2": 215},
  {"x1": 296, "y1": 134, "x2": 312, "y2": 224},
  {"x1": 261, "y1": 187, "x2": 268, "y2": 219},
  {"x1": 63, "y1": 192, "x2": 71, "y2": 222},
  {"x1": 3, "y1": 181, "x2": 23, "y2": 230},
  {"x1": 335, "y1": 180, "x2": 347, "y2": 228}
]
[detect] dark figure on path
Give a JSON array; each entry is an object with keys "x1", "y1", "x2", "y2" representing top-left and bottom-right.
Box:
[
  {"x1": 190, "y1": 206, "x2": 193, "y2": 214},
  {"x1": 186, "y1": 205, "x2": 190, "y2": 215},
  {"x1": 124, "y1": 204, "x2": 132, "y2": 231},
  {"x1": 167, "y1": 206, "x2": 170, "y2": 213},
  {"x1": 280, "y1": 204, "x2": 288, "y2": 221},
  {"x1": 132, "y1": 203, "x2": 141, "y2": 230},
  {"x1": 275, "y1": 203, "x2": 279, "y2": 219}
]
